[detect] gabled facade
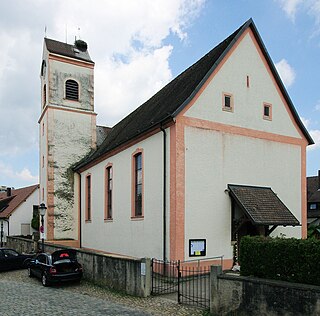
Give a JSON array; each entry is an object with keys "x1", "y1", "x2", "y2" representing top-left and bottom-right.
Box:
[
  {"x1": 41, "y1": 19, "x2": 313, "y2": 267},
  {"x1": 0, "y1": 185, "x2": 39, "y2": 242}
]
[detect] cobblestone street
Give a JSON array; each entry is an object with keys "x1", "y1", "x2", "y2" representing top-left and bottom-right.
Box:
[{"x1": 0, "y1": 270, "x2": 203, "y2": 315}]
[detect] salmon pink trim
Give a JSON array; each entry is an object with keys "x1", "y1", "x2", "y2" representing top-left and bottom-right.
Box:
[
  {"x1": 301, "y1": 146, "x2": 307, "y2": 238},
  {"x1": 104, "y1": 163, "x2": 113, "y2": 220},
  {"x1": 131, "y1": 148, "x2": 144, "y2": 219},
  {"x1": 180, "y1": 116, "x2": 304, "y2": 146},
  {"x1": 169, "y1": 122, "x2": 185, "y2": 261},
  {"x1": 85, "y1": 173, "x2": 92, "y2": 222},
  {"x1": 48, "y1": 54, "x2": 94, "y2": 69}
]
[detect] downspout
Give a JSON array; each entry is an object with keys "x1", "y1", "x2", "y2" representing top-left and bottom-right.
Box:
[
  {"x1": 76, "y1": 171, "x2": 82, "y2": 248},
  {"x1": 160, "y1": 126, "x2": 167, "y2": 263}
]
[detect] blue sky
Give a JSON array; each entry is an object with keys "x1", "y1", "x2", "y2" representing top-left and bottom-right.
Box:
[{"x1": 0, "y1": 0, "x2": 319, "y2": 188}]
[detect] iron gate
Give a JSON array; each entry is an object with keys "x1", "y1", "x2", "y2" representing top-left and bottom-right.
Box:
[{"x1": 151, "y1": 256, "x2": 223, "y2": 309}]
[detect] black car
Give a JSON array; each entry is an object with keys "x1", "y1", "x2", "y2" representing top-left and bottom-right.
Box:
[
  {"x1": 28, "y1": 249, "x2": 83, "y2": 286},
  {"x1": 0, "y1": 248, "x2": 35, "y2": 272}
]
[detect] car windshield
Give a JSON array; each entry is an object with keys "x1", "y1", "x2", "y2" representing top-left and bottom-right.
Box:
[{"x1": 3, "y1": 249, "x2": 19, "y2": 257}]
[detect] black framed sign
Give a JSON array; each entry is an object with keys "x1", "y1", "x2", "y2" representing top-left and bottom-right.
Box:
[{"x1": 189, "y1": 239, "x2": 206, "y2": 257}]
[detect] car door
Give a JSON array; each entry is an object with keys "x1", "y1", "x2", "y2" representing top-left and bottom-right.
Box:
[
  {"x1": 0, "y1": 250, "x2": 6, "y2": 271},
  {"x1": 2, "y1": 249, "x2": 21, "y2": 270},
  {"x1": 33, "y1": 254, "x2": 46, "y2": 277}
]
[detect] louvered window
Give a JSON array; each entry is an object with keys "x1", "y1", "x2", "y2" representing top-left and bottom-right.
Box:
[{"x1": 65, "y1": 79, "x2": 79, "y2": 101}]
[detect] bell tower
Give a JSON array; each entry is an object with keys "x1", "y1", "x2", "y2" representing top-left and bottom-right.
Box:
[{"x1": 39, "y1": 38, "x2": 96, "y2": 244}]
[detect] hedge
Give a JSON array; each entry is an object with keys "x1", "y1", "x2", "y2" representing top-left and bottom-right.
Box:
[{"x1": 240, "y1": 236, "x2": 320, "y2": 286}]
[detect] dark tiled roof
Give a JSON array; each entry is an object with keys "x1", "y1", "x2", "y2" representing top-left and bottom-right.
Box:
[
  {"x1": 0, "y1": 184, "x2": 39, "y2": 219},
  {"x1": 307, "y1": 174, "x2": 320, "y2": 203},
  {"x1": 228, "y1": 184, "x2": 300, "y2": 226},
  {"x1": 74, "y1": 19, "x2": 313, "y2": 171},
  {"x1": 45, "y1": 38, "x2": 94, "y2": 63},
  {"x1": 96, "y1": 125, "x2": 112, "y2": 147}
]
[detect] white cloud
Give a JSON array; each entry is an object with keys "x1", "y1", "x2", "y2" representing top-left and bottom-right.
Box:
[
  {"x1": 95, "y1": 45, "x2": 173, "y2": 125},
  {"x1": 275, "y1": 59, "x2": 296, "y2": 87},
  {"x1": 16, "y1": 168, "x2": 38, "y2": 182},
  {"x1": 301, "y1": 117, "x2": 311, "y2": 129},
  {"x1": 315, "y1": 101, "x2": 320, "y2": 111},
  {"x1": 276, "y1": 0, "x2": 303, "y2": 21},
  {"x1": 277, "y1": 0, "x2": 320, "y2": 35},
  {"x1": 308, "y1": 129, "x2": 320, "y2": 150},
  {"x1": 0, "y1": 0, "x2": 206, "y2": 160},
  {"x1": 48, "y1": 0, "x2": 205, "y2": 126},
  {"x1": 0, "y1": 162, "x2": 38, "y2": 186}
]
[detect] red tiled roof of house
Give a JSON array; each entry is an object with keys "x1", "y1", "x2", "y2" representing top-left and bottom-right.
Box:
[
  {"x1": 307, "y1": 174, "x2": 320, "y2": 203},
  {"x1": 0, "y1": 184, "x2": 39, "y2": 219}
]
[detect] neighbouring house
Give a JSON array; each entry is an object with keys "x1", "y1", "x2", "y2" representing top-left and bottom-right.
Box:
[
  {"x1": 0, "y1": 185, "x2": 39, "y2": 243},
  {"x1": 307, "y1": 170, "x2": 320, "y2": 227},
  {"x1": 39, "y1": 19, "x2": 313, "y2": 268}
]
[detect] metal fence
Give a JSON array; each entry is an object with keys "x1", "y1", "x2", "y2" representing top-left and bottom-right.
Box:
[
  {"x1": 151, "y1": 258, "x2": 179, "y2": 295},
  {"x1": 151, "y1": 256, "x2": 223, "y2": 309}
]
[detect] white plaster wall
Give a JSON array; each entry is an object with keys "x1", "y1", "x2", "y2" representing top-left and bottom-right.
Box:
[
  {"x1": 52, "y1": 109, "x2": 94, "y2": 240},
  {"x1": 81, "y1": 130, "x2": 169, "y2": 259},
  {"x1": 184, "y1": 32, "x2": 302, "y2": 139},
  {"x1": 7, "y1": 189, "x2": 39, "y2": 238},
  {"x1": 49, "y1": 59, "x2": 94, "y2": 111},
  {"x1": 39, "y1": 45, "x2": 95, "y2": 241},
  {"x1": 184, "y1": 126, "x2": 301, "y2": 261}
]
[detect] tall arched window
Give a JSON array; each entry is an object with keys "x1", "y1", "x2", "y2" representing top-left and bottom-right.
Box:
[
  {"x1": 65, "y1": 79, "x2": 79, "y2": 101},
  {"x1": 43, "y1": 84, "x2": 46, "y2": 108}
]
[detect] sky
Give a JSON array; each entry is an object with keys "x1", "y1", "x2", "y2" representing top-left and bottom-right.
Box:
[{"x1": 0, "y1": 0, "x2": 319, "y2": 189}]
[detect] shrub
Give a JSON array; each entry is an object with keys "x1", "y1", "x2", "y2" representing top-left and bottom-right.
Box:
[{"x1": 240, "y1": 236, "x2": 320, "y2": 286}]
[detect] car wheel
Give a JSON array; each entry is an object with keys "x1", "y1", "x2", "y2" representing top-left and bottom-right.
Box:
[
  {"x1": 28, "y1": 268, "x2": 33, "y2": 278},
  {"x1": 41, "y1": 273, "x2": 49, "y2": 287},
  {"x1": 23, "y1": 258, "x2": 31, "y2": 268}
]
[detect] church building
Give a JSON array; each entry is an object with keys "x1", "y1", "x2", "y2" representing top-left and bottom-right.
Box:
[{"x1": 39, "y1": 19, "x2": 313, "y2": 268}]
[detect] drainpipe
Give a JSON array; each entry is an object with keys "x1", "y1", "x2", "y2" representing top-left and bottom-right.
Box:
[
  {"x1": 160, "y1": 126, "x2": 167, "y2": 263},
  {"x1": 76, "y1": 171, "x2": 82, "y2": 248}
]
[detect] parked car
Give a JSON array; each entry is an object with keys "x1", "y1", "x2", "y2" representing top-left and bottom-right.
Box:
[
  {"x1": 0, "y1": 248, "x2": 35, "y2": 272},
  {"x1": 28, "y1": 249, "x2": 83, "y2": 286}
]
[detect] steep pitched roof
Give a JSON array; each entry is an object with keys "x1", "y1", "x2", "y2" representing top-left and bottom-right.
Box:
[
  {"x1": 45, "y1": 38, "x2": 94, "y2": 63},
  {"x1": 74, "y1": 19, "x2": 313, "y2": 171},
  {"x1": 0, "y1": 184, "x2": 39, "y2": 219},
  {"x1": 228, "y1": 184, "x2": 300, "y2": 226},
  {"x1": 307, "y1": 173, "x2": 320, "y2": 203}
]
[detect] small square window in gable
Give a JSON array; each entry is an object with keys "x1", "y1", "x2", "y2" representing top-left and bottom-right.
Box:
[
  {"x1": 263, "y1": 103, "x2": 272, "y2": 120},
  {"x1": 222, "y1": 92, "x2": 234, "y2": 112}
]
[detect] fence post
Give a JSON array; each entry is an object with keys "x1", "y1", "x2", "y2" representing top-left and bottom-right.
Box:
[
  {"x1": 141, "y1": 257, "x2": 151, "y2": 297},
  {"x1": 177, "y1": 260, "x2": 181, "y2": 304},
  {"x1": 210, "y1": 265, "x2": 222, "y2": 315}
]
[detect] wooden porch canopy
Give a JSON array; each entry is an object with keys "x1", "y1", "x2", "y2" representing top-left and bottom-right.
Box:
[{"x1": 228, "y1": 184, "x2": 300, "y2": 237}]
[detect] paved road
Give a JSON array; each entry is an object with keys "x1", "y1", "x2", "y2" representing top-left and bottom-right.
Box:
[{"x1": 0, "y1": 279, "x2": 150, "y2": 316}]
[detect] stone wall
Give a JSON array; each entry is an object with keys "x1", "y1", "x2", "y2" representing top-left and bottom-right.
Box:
[
  {"x1": 7, "y1": 236, "x2": 151, "y2": 297},
  {"x1": 210, "y1": 266, "x2": 320, "y2": 316}
]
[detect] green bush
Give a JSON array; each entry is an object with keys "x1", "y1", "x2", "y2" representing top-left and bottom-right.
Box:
[
  {"x1": 31, "y1": 208, "x2": 39, "y2": 231},
  {"x1": 240, "y1": 236, "x2": 320, "y2": 286}
]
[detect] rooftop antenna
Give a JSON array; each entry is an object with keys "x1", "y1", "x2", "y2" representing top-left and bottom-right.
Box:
[
  {"x1": 78, "y1": 27, "x2": 81, "y2": 40},
  {"x1": 65, "y1": 24, "x2": 68, "y2": 43},
  {"x1": 44, "y1": 25, "x2": 47, "y2": 38}
]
